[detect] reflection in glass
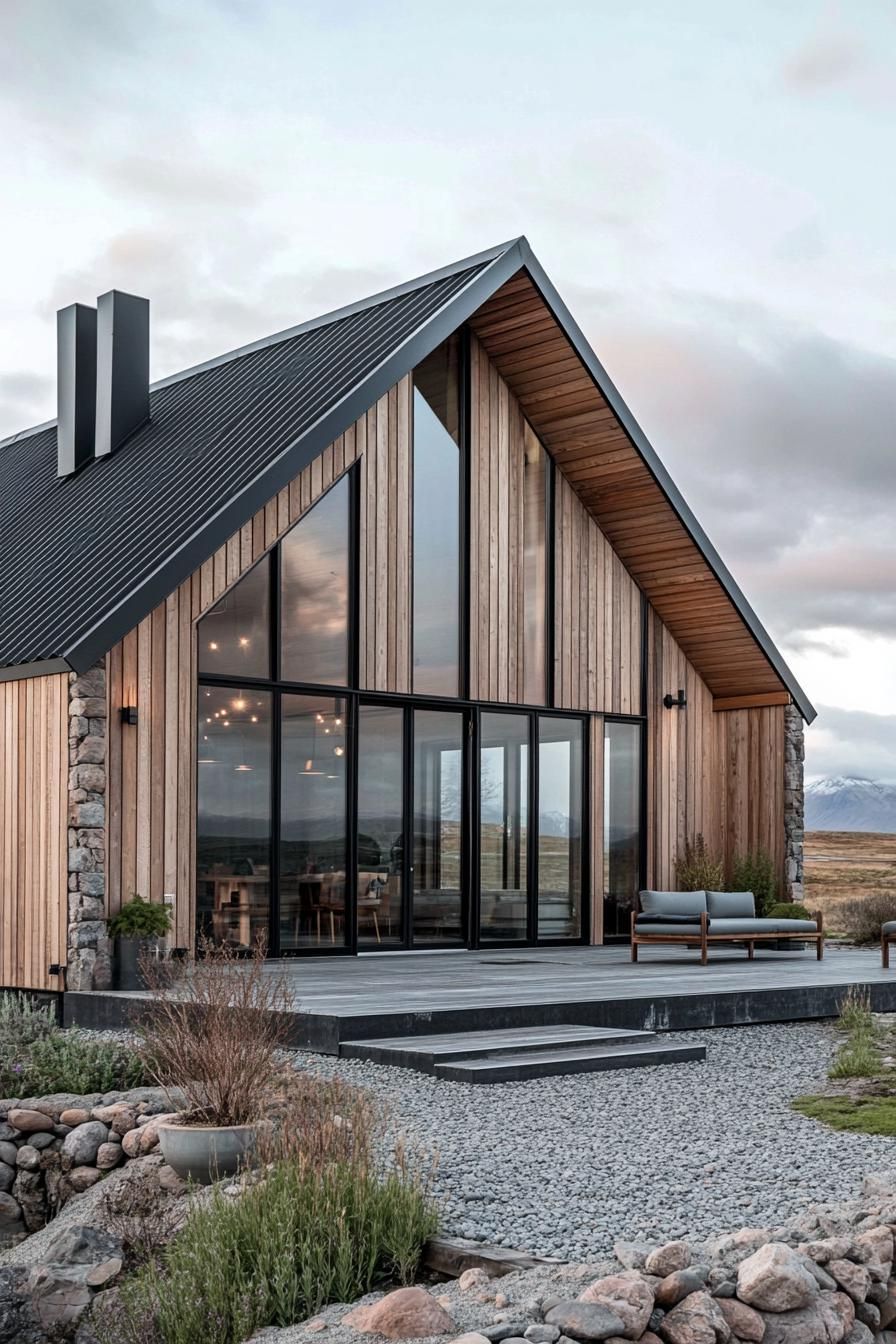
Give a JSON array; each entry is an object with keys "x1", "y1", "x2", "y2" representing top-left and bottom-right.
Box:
[
  {"x1": 196, "y1": 687, "x2": 271, "y2": 950},
  {"x1": 280, "y1": 695, "x2": 347, "y2": 949},
  {"x1": 413, "y1": 710, "x2": 464, "y2": 943},
  {"x1": 280, "y1": 476, "x2": 350, "y2": 686},
  {"x1": 523, "y1": 427, "x2": 548, "y2": 706},
  {"x1": 604, "y1": 720, "x2": 642, "y2": 937},
  {"x1": 356, "y1": 705, "x2": 404, "y2": 945},
  {"x1": 479, "y1": 712, "x2": 529, "y2": 941},
  {"x1": 412, "y1": 336, "x2": 460, "y2": 697},
  {"x1": 198, "y1": 556, "x2": 270, "y2": 680},
  {"x1": 537, "y1": 717, "x2": 583, "y2": 939}
]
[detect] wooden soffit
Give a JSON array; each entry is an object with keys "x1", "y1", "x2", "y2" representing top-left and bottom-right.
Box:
[{"x1": 469, "y1": 271, "x2": 794, "y2": 705}]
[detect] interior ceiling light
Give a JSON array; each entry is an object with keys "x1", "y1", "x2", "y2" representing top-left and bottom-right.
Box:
[
  {"x1": 209, "y1": 641, "x2": 218, "y2": 651},
  {"x1": 234, "y1": 764, "x2": 252, "y2": 772},
  {"x1": 238, "y1": 637, "x2": 250, "y2": 647},
  {"x1": 334, "y1": 746, "x2": 344, "y2": 757},
  {"x1": 233, "y1": 698, "x2": 247, "y2": 711}
]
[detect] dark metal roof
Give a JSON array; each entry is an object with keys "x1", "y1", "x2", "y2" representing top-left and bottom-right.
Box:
[{"x1": 0, "y1": 235, "x2": 814, "y2": 721}]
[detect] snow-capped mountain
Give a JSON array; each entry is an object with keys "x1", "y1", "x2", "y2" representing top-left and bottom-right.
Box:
[{"x1": 805, "y1": 777, "x2": 896, "y2": 833}]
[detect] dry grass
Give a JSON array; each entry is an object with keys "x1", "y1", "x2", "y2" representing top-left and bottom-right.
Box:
[
  {"x1": 135, "y1": 938, "x2": 294, "y2": 1127},
  {"x1": 805, "y1": 831, "x2": 896, "y2": 935}
]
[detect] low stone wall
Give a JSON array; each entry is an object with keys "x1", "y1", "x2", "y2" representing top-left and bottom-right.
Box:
[{"x1": 0, "y1": 1088, "x2": 178, "y2": 1243}]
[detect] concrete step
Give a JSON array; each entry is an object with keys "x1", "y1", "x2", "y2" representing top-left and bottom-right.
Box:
[
  {"x1": 340, "y1": 1023, "x2": 655, "y2": 1072},
  {"x1": 435, "y1": 1038, "x2": 707, "y2": 1083}
]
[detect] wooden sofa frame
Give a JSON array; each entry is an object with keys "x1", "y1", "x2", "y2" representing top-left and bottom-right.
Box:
[
  {"x1": 630, "y1": 908, "x2": 825, "y2": 966},
  {"x1": 882, "y1": 928, "x2": 895, "y2": 969}
]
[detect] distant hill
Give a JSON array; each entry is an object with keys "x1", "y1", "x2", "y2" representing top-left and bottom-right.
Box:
[{"x1": 805, "y1": 777, "x2": 896, "y2": 833}]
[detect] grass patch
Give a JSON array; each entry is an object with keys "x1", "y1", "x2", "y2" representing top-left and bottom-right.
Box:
[
  {"x1": 793, "y1": 1093, "x2": 896, "y2": 1136},
  {"x1": 0, "y1": 992, "x2": 143, "y2": 1095}
]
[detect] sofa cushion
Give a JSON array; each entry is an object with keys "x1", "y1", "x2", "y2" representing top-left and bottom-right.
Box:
[
  {"x1": 639, "y1": 890, "x2": 707, "y2": 917},
  {"x1": 634, "y1": 920, "x2": 705, "y2": 936},
  {"x1": 636, "y1": 913, "x2": 708, "y2": 926},
  {"x1": 883, "y1": 921, "x2": 896, "y2": 936},
  {"x1": 708, "y1": 917, "x2": 817, "y2": 935},
  {"x1": 706, "y1": 890, "x2": 755, "y2": 919}
]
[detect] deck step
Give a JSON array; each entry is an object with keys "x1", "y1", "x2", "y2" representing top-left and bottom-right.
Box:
[
  {"x1": 340, "y1": 1023, "x2": 653, "y2": 1072},
  {"x1": 436, "y1": 1039, "x2": 707, "y2": 1083}
]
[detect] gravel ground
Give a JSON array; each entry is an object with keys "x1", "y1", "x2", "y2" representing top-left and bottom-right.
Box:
[{"x1": 290, "y1": 1020, "x2": 896, "y2": 1262}]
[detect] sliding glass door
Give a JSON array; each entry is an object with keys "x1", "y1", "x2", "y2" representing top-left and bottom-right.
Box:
[
  {"x1": 478, "y1": 709, "x2": 585, "y2": 944},
  {"x1": 412, "y1": 710, "x2": 464, "y2": 944},
  {"x1": 603, "y1": 720, "x2": 642, "y2": 938}
]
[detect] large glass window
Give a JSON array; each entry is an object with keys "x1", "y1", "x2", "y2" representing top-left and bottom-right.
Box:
[
  {"x1": 196, "y1": 687, "x2": 272, "y2": 949},
  {"x1": 479, "y1": 712, "x2": 529, "y2": 941},
  {"x1": 412, "y1": 336, "x2": 460, "y2": 697},
  {"x1": 198, "y1": 556, "x2": 270, "y2": 680},
  {"x1": 356, "y1": 705, "x2": 404, "y2": 946},
  {"x1": 413, "y1": 709, "x2": 464, "y2": 943},
  {"x1": 523, "y1": 427, "x2": 549, "y2": 705},
  {"x1": 537, "y1": 717, "x2": 583, "y2": 939},
  {"x1": 604, "y1": 720, "x2": 642, "y2": 938},
  {"x1": 280, "y1": 695, "x2": 348, "y2": 950},
  {"x1": 280, "y1": 476, "x2": 350, "y2": 686}
]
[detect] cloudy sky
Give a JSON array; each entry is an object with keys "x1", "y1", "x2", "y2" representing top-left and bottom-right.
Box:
[{"x1": 1, "y1": 0, "x2": 894, "y2": 781}]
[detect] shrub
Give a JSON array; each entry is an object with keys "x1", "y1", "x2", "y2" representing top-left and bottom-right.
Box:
[
  {"x1": 0, "y1": 993, "x2": 142, "y2": 1095},
  {"x1": 731, "y1": 850, "x2": 778, "y2": 915},
  {"x1": 136, "y1": 937, "x2": 293, "y2": 1126},
  {"x1": 838, "y1": 892, "x2": 896, "y2": 944},
  {"x1": 109, "y1": 894, "x2": 172, "y2": 939},
  {"x1": 766, "y1": 902, "x2": 813, "y2": 921},
  {"x1": 24, "y1": 1031, "x2": 143, "y2": 1095},
  {"x1": 110, "y1": 1151, "x2": 438, "y2": 1344},
  {"x1": 675, "y1": 834, "x2": 723, "y2": 891}
]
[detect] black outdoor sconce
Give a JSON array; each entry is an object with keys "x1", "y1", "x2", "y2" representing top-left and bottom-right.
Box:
[
  {"x1": 120, "y1": 705, "x2": 138, "y2": 725},
  {"x1": 663, "y1": 688, "x2": 687, "y2": 710}
]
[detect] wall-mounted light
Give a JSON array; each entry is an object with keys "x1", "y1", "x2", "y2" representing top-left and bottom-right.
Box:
[
  {"x1": 120, "y1": 705, "x2": 138, "y2": 726},
  {"x1": 663, "y1": 689, "x2": 687, "y2": 710}
]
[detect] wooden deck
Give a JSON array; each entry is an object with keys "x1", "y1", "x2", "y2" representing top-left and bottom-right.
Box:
[{"x1": 64, "y1": 943, "x2": 896, "y2": 1054}]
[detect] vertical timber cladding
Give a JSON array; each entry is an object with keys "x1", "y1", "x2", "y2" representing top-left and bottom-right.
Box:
[
  {"x1": 468, "y1": 334, "x2": 642, "y2": 712},
  {"x1": 0, "y1": 674, "x2": 68, "y2": 990},
  {"x1": 105, "y1": 379, "x2": 412, "y2": 947},
  {"x1": 646, "y1": 607, "x2": 787, "y2": 892}
]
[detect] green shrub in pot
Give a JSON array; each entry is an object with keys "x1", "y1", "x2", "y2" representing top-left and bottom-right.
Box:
[{"x1": 107, "y1": 894, "x2": 171, "y2": 991}]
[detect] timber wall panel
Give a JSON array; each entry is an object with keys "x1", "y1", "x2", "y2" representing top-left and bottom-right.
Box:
[
  {"x1": 646, "y1": 606, "x2": 786, "y2": 892},
  {"x1": 106, "y1": 382, "x2": 410, "y2": 939},
  {"x1": 553, "y1": 471, "x2": 642, "y2": 715},
  {"x1": 0, "y1": 673, "x2": 67, "y2": 990}
]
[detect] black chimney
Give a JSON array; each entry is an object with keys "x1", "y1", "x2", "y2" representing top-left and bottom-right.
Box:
[
  {"x1": 95, "y1": 290, "x2": 149, "y2": 460},
  {"x1": 56, "y1": 303, "x2": 97, "y2": 477}
]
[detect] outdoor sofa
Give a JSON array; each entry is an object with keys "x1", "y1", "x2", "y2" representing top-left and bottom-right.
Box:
[{"x1": 630, "y1": 890, "x2": 824, "y2": 965}]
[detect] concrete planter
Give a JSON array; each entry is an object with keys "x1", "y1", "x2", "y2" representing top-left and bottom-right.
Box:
[
  {"x1": 113, "y1": 936, "x2": 163, "y2": 990},
  {"x1": 157, "y1": 1121, "x2": 258, "y2": 1185}
]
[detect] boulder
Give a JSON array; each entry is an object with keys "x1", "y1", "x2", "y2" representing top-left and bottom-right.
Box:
[
  {"x1": 0, "y1": 1140, "x2": 17, "y2": 1166},
  {"x1": 525, "y1": 1329, "x2": 562, "y2": 1343},
  {"x1": 59, "y1": 1108, "x2": 92, "y2": 1128},
  {"x1": 26, "y1": 1263, "x2": 92, "y2": 1332},
  {"x1": 449, "y1": 1336, "x2": 492, "y2": 1344},
  {"x1": 96, "y1": 1142, "x2": 123, "y2": 1170},
  {"x1": 843, "y1": 1325, "x2": 873, "y2": 1344},
  {"x1": 545, "y1": 1300, "x2": 628, "y2": 1341},
  {"x1": 345, "y1": 1287, "x2": 457, "y2": 1338},
  {"x1": 459, "y1": 1268, "x2": 492, "y2": 1292},
  {"x1": 658, "y1": 1291, "x2": 730, "y2": 1344},
  {"x1": 577, "y1": 1273, "x2": 655, "y2": 1339},
  {"x1": 85, "y1": 1257, "x2": 124, "y2": 1288},
  {"x1": 828, "y1": 1260, "x2": 870, "y2": 1305},
  {"x1": 657, "y1": 1272, "x2": 711, "y2": 1309},
  {"x1": 62, "y1": 1121, "x2": 108, "y2": 1166},
  {"x1": 0, "y1": 1190, "x2": 22, "y2": 1227},
  {"x1": 759, "y1": 1291, "x2": 854, "y2": 1344},
  {"x1": 7, "y1": 1109, "x2": 54, "y2": 1135},
  {"x1": 801, "y1": 1240, "x2": 855, "y2": 1267},
  {"x1": 855, "y1": 1226, "x2": 893, "y2": 1267},
  {"x1": 67, "y1": 1166, "x2": 103, "y2": 1194},
  {"x1": 615, "y1": 1242, "x2": 654, "y2": 1270},
  {"x1": 15, "y1": 1145, "x2": 40, "y2": 1172},
  {"x1": 0, "y1": 1265, "x2": 44, "y2": 1344},
  {"x1": 647, "y1": 1244, "x2": 692, "y2": 1278},
  {"x1": 738, "y1": 1244, "x2": 819, "y2": 1312},
  {"x1": 41, "y1": 1222, "x2": 124, "y2": 1266},
  {"x1": 716, "y1": 1298, "x2": 765, "y2": 1342},
  {"x1": 0, "y1": 1161, "x2": 15, "y2": 1194}
]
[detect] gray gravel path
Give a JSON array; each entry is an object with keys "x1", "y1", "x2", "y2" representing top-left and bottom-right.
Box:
[{"x1": 291, "y1": 1020, "x2": 896, "y2": 1261}]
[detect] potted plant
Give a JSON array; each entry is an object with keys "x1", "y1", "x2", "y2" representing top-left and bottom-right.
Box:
[
  {"x1": 108, "y1": 894, "x2": 172, "y2": 990},
  {"x1": 138, "y1": 937, "x2": 291, "y2": 1184}
]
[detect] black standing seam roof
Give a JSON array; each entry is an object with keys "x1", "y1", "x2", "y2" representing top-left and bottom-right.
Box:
[{"x1": 0, "y1": 236, "x2": 815, "y2": 722}]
